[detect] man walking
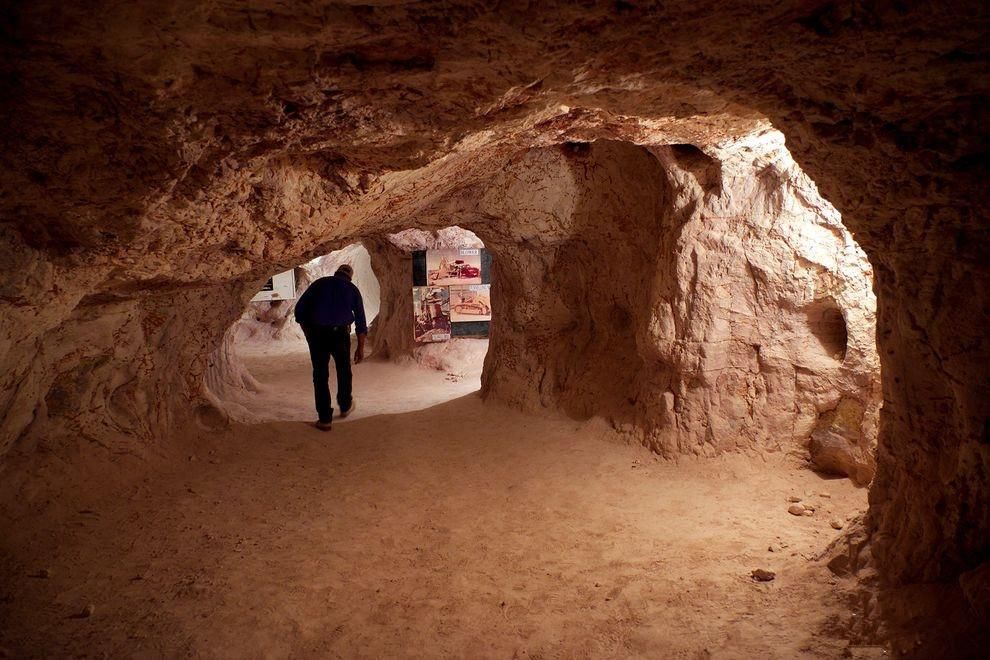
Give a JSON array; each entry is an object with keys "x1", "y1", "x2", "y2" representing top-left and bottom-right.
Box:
[{"x1": 293, "y1": 264, "x2": 367, "y2": 430}]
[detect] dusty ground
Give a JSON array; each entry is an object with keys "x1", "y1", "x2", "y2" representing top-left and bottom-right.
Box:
[
  {"x1": 0, "y1": 344, "x2": 870, "y2": 658},
  {"x1": 219, "y1": 337, "x2": 487, "y2": 424}
]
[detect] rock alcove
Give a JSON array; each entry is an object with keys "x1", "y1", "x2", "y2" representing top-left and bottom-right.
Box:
[{"x1": 1, "y1": 1, "x2": 988, "y2": 653}]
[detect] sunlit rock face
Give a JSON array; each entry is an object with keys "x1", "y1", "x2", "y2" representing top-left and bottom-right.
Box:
[{"x1": 0, "y1": 1, "x2": 987, "y2": 585}]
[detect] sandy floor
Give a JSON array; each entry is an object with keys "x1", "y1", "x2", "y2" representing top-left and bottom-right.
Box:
[
  {"x1": 0, "y1": 347, "x2": 870, "y2": 657},
  {"x1": 222, "y1": 338, "x2": 487, "y2": 424}
]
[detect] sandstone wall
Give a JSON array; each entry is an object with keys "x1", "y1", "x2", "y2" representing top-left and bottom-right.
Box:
[{"x1": 385, "y1": 139, "x2": 880, "y2": 479}]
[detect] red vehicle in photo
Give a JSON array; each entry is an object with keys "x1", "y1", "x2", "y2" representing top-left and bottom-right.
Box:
[{"x1": 429, "y1": 257, "x2": 480, "y2": 282}]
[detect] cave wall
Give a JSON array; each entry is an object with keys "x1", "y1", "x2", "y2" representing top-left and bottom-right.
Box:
[
  {"x1": 1, "y1": 0, "x2": 987, "y2": 586},
  {"x1": 382, "y1": 139, "x2": 879, "y2": 477},
  {"x1": 646, "y1": 138, "x2": 881, "y2": 480},
  {"x1": 0, "y1": 227, "x2": 252, "y2": 459}
]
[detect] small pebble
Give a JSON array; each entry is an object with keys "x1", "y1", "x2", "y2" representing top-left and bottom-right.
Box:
[
  {"x1": 788, "y1": 504, "x2": 806, "y2": 516},
  {"x1": 803, "y1": 509, "x2": 814, "y2": 516},
  {"x1": 37, "y1": 568, "x2": 51, "y2": 579},
  {"x1": 830, "y1": 519, "x2": 844, "y2": 530},
  {"x1": 787, "y1": 495, "x2": 802, "y2": 503},
  {"x1": 81, "y1": 603, "x2": 95, "y2": 618},
  {"x1": 751, "y1": 568, "x2": 776, "y2": 582}
]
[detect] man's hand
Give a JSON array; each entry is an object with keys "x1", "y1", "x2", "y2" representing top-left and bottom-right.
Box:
[{"x1": 354, "y1": 333, "x2": 367, "y2": 364}]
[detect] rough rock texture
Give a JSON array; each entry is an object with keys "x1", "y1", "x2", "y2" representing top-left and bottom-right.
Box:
[
  {"x1": 230, "y1": 242, "x2": 381, "y2": 344},
  {"x1": 810, "y1": 398, "x2": 875, "y2": 484},
  {"x1": 401, "y1": 139, "x2": 879, "y2": 473},
  {"x1": 959, "y1": 560, "x2": 990, "y2": 622},
  {"x1": 1, "y1": 1, "x2": 988, "y2": 589}
]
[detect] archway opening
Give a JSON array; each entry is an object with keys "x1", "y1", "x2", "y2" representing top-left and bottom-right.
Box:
[{"x1": 213, "y1": 229, "x2": 493, "y2": 425}]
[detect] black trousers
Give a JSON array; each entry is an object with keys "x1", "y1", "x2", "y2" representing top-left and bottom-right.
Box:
[{"x1": 302, "y1": 325, "x2": 352, "y2": 422}]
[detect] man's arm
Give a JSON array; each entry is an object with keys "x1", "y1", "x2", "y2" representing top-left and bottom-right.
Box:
[
  {"x1": 294, "y1": 284, "x2": 312, "y2": 327},
  {"x1": 352, "y1": 286, "x2": 368, "y2": 363}
]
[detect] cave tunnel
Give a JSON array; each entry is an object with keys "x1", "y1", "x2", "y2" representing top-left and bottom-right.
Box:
[
  {"x1": 1, "y1": 1, "x2": 988, "y2": 656},
  {"x1": 218, "y1": 232, "x2": 493, "y2": 424}
]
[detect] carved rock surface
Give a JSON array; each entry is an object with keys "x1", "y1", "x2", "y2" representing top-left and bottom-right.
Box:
[{"x1": 810, "y1": 398, "x2": 875, "y2": 485}]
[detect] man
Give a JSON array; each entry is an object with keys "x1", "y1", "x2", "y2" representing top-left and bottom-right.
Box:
[{"x1": 293, "y1": 264, "x2": 367, "y2": 430}]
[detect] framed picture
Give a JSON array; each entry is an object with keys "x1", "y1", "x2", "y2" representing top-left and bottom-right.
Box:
[
  {"x1": 450, "y1": 284, "x2": 492, "y2": 322},
  {"x1": 425, "y1": 248, "x2": 483, "y2": 286},
  {"x1": 412, "y1": 286, "x2": 451, "y2": 343}
]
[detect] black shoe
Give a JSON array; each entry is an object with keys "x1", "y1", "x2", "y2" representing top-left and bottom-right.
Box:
[
  {"x1": 339, "y1": 400, "x2": 356, "y2": 418},
  {"x1": 314, "y1": 419, "x2": 332, "y2": 431}
]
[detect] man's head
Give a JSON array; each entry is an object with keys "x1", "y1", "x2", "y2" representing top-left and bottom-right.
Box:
[{"x1": 335, "y1": 264, "x2": 354, "y2": 281}]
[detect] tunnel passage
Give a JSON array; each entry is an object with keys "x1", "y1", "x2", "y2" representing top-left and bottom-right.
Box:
[
  {"x1": 2, "y1": 0, "x2": 987, "y2": 600},
  {"x1": 364, "y1": 226, "x2": 492, "y2": 373},
  {"x1": 232, "y1": 242, "x2": 382, "y2": 346},
  {"x1": 190, "y1": 135, "x2": 882, "y2": 481},
  {"x1": 194, "y1": 137, "x2": 877, "y2": 481},
  {"x1": 209, "y1": 231, "x2": 496, "y2": 424}
]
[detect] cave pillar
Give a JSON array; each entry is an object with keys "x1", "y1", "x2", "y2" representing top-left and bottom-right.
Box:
[{"x1": 867, "y1": 214, "x2": 990, "y2": 583}]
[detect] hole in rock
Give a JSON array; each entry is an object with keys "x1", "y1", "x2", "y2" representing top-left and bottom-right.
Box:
[
  {"x1": 806, "y1": 300, "x2": 849, "y2": 362},
  {"x1": 215, "y1": 229, "x2": 491, "y2": 424}
]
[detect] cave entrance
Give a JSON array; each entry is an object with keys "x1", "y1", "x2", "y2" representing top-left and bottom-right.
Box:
[{"x1": 218, "y1": 229, "x2": 491, "y2": 425}]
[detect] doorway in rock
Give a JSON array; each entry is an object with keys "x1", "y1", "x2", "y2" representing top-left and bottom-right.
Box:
[{"x1": 218, "y1": 229, "x2": 492, "y2": 425}]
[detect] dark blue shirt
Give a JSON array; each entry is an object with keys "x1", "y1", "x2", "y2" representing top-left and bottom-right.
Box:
[{"x1": 294, "y1": 274, "x2": 368, "y2": 334}]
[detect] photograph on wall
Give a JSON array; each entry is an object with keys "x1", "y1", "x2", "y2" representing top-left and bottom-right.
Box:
[
  {"x1": 412, "y1": 286, "x2": 451, "y2": 343},
  {"x1": 251, "y1": 269, "x2": 296, "y2": 302},
  {"x1": 449, "y1": 284, "x2": 492, "y2": 323},
  {"x1": 426, "y1": 248, "x2": 483, "y2": 286}
]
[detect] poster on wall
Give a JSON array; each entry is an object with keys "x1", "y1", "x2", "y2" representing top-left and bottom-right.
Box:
[
  {"x1": 251, "y1": 269, "x2": 296, "y2": 303},
  {"x1": 426, "y1": 248, "x2": 483, "y2": 286},
  {"x1": 412, "y1": 286, "x2": 451, "y2": 343},
  {"x1": 449, "y1": 284, "x2": 492, "y2": 323}
]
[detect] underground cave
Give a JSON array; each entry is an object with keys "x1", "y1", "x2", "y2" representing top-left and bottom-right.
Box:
[{"x1": 1, "y1": 2, "x2": 988, "y2": 657}]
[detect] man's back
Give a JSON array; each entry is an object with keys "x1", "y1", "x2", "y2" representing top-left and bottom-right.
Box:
[{"x1": 294, "y1": 274, "x2": 367, "y2": 333}]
